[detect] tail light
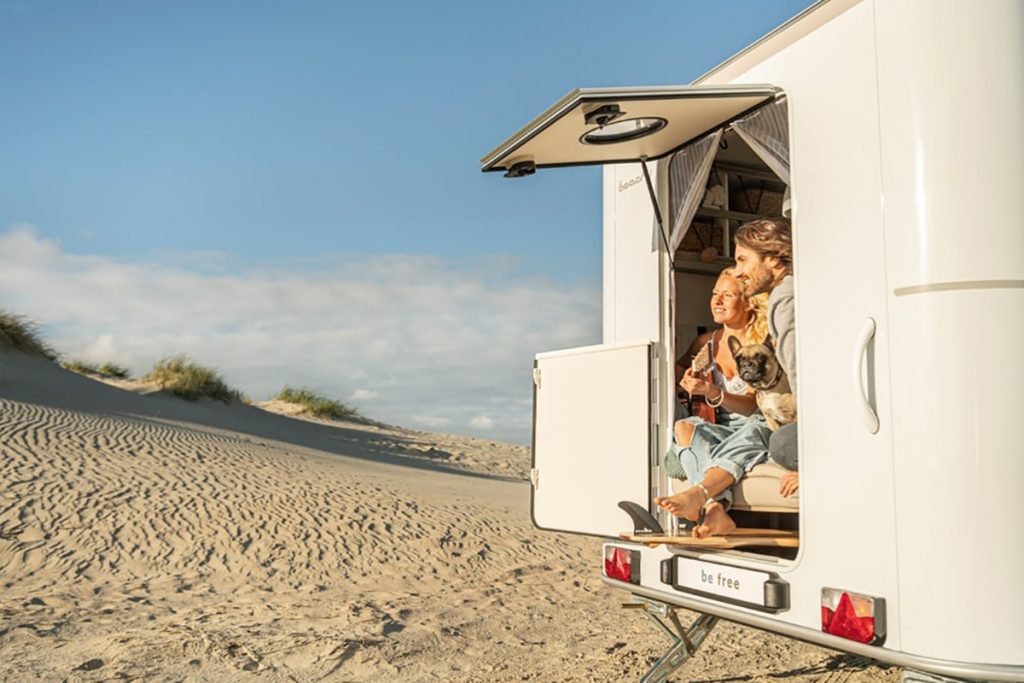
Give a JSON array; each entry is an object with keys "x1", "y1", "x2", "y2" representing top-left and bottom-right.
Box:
[
  {"x1": 603, "y1": 546, "x2": 640, "y2": 584},
  {"x1": 821, "y1": 588, "x2": 886, "y2": 645}
]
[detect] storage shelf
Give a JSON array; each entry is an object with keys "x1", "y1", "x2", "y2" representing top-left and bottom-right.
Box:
[
  {"x1": 694, "y1": 207, "x2": 763, "y2": 222},
  {"x1": 672, "y1": 253, "x2": 734, "y2": 275},
  {"x1": 714, "y1": 162, "x2": 782, "y2": 183}
]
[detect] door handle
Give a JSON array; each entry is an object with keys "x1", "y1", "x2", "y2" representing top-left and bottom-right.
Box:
[{"x1": 852, "y1": 318, "x2": 879, "y2": 434}]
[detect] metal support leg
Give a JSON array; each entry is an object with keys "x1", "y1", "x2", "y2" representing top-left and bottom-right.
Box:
[{"x1": 625, "y1": 596, "x2": 719, "y2": 683}]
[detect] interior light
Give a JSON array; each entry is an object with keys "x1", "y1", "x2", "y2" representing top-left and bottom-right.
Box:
[{"x1": 580, "y1": 117, "x2": 667, "y2": 145}]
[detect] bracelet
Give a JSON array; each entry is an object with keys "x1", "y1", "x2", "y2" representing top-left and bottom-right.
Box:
[
  {"x1": 704, "y1": 387, "x2": 725, "y2": 408},
  {"x1": 695, "y1": 483, "x2": 712, "y2": 503}
]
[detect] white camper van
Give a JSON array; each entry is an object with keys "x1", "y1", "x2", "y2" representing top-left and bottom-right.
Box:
[{"x1": 481, "y1": 1, "x2": 1024, "y2": 681}]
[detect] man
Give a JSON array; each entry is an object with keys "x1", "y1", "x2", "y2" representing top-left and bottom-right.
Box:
[{"x1": 732, "y1": 218, "x2": 799, "y2": 496}]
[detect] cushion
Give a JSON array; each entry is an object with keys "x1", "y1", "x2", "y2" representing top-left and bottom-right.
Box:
[{"x1": 731, "y1": 461, "x2": 799, "y2": 512}]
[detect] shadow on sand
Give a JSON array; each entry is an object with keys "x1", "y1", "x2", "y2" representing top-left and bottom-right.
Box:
[
  {"x1": 685, "y1": 652, "x2": 895, "y2": 682},
  {"x1": 0, "y1": 351, "x2": 522, "y2": 483}
]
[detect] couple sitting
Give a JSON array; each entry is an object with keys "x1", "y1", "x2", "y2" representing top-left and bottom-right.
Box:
[{"x1": 657, "y1": 218, "x2": 798, "y2": 537}]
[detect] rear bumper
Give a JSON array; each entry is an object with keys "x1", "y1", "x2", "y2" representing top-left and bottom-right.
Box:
[{"x1": 603, "y1": 577, "x2": 1024, "y2": 682}]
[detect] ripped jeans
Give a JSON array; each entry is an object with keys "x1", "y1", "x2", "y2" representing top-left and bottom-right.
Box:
[{"x1": 664, "y1": 413, "x2": 771, "y2": 508}]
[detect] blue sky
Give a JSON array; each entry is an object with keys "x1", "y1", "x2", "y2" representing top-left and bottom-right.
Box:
[{"x1": 0, "y1": 0, "x2": 814, "y2": 443}]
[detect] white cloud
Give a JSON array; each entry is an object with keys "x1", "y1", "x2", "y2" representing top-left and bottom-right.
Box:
[
  {"x1": 0, "y1": 225, "x2": 601, "y2": 444},
  {"x1": 412, "y1": 415, "x2": 453, "y2": 429},
  {"x1": 470, "y1": 416, "x2": 494, "y2": 430},
  {"x1": 351, "y1": 388, "x2": 378, "y2": 401}
]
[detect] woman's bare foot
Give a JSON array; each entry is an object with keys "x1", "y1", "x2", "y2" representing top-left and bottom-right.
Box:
[
  {"x1": 693, "y1": 501, "x2": 737, "y2": 538},
  {"x1": 654, "y1": 486, "x2": 707, "y2": 521}
]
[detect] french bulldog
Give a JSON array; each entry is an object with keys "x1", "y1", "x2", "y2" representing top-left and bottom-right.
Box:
[{"x1": 727, "y1": 335, "x2": 797, "y2": 431}]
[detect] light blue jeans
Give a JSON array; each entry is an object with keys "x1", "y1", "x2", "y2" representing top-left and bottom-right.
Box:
[{"x1": 665, "y1": 413, "x2": 771, "y2": 507}]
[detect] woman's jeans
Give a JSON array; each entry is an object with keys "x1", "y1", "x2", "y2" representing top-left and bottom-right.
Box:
[{"x1": 665, "y1": 414, "x2": 770, "y2": 507}]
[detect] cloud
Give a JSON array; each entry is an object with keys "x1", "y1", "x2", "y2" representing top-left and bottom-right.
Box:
[
  {"x1": 351, "y1": 389, "x2": 378, "y2": 401},
  {"x1": 412, "y1": 416, "x2": 453, "y2": 429},
  {"x1": 470, "y1": 416, "x2": 493, "y2": 430},
  {"x1": 0, "y1": 225, "x2": 601, "y2": 443}
]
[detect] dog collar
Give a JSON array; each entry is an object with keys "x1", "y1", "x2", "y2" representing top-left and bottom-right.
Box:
[{"x1": 757, "y1": 363, "x2": 785, "y2": 391}]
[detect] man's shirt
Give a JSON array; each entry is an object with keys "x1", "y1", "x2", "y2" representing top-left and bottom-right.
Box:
[{"x1": 768, "y1": 274, "x2": 796, "y2": 395}]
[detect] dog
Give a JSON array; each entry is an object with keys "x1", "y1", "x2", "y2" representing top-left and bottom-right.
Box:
[{"x1": 727, "y1": 335, "x2": 797, "y2": 431}]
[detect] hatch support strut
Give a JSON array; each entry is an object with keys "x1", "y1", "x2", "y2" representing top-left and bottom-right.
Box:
[
  {"x1": 624, "y1": 595, "x2": 719, "y2": 683},
  {"x1": 640, "y1": 157, "x2": 705, "y2": 257},
  {"x1": 639, "y1": 159, "x2": 673, "y2": 257}
]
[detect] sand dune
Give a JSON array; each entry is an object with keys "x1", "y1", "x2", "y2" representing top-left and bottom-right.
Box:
[{"x1": 0, "y1": 349, "x2": 899, "y2": 681}]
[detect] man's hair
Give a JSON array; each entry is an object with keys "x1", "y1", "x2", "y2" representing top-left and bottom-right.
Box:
[{"x1": 734, "y1": 218, "x2": 792, "y2": 270}]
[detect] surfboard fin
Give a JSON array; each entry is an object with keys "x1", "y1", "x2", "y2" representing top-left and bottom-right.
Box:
[{"x1": 618, "y1": 500, "x2": 664, "y2": 536}]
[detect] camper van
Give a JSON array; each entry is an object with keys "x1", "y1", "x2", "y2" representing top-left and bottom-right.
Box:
[{"x1": 481, "y1": 0, "x2": 1024, "y2": 681}]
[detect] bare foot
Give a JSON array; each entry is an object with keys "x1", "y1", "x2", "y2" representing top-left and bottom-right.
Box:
[
  {"x1": 654, "y1": 486, "x2": 706, "y2": 521},
  {"x1": 779, "y1": 471, "x2": 799, "y2": 497},
  {"x1": 693, "y1": 501, "x2": 737, "y2": 538}
]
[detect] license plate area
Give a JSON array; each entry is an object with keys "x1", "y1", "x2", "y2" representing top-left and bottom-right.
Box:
[{"x1": 671, "y1": 556, "x2": 789, "y2": 613}]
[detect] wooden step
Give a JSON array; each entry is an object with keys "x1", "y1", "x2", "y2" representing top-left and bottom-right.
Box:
[{"x1": 619, "y1": 530, "x2": 799, "y2": 549}]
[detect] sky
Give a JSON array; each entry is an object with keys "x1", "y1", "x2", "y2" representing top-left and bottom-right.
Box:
[{"x1": 0, "y1": 0, "x2": 815, "y2": 444}]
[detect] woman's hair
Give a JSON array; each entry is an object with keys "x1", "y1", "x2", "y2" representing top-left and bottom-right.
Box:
[
  {"x1": 734, "y1": 217, "x2": 793, "y2": 270},
  {"x1": 718, "y1": 268, "x2": 768, "y2": 344}
]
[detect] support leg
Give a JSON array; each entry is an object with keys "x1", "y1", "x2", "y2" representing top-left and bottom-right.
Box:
[{"x1": 626, "y1": 597, "x2": 719, "y2": 683}]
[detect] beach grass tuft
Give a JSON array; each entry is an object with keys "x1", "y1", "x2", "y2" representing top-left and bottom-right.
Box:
[
  {"x1": 0, "y1": 309, "x2": 57, "y2": 360},
  {"x1": 275, "y1": 385, "x2": 360, "y2": 420},
  {"x1": 98, "y1": 362, "x2": 132, "y2": 379},
  {"x1": 143, "y1": 355, "x2": 241, "y2": 402},
  {"x1": 64, "y1": 359, "x2": 132, "y2": 379}
]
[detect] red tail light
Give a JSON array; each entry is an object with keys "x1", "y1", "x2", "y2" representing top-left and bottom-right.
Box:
[
  {"x1": 821, "y1": 588, "x2": 885, "y2": 645},
  {"x1": 603, "y1": 546, "x2": 640, "y2": 584}
]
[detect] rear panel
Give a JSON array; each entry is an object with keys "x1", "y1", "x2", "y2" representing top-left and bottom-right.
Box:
[
  {"x1": 626, "y1": 0, "x2": 904, "y2": 648},
  {"x1": 695, "y1": 0, "x2": 898, "y2": 636}
]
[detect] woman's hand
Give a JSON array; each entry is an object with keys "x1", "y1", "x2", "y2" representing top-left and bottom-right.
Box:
[{"x1": 679, "y1": 368, "x2": 717, "y2": 398}]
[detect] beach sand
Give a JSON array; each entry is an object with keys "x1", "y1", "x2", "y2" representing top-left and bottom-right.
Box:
[{"x1": 0, "y1": 348, "x2": 899, "y2": 682}]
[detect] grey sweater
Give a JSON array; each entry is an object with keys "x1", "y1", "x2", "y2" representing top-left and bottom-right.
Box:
[{"x1": 768, "y1": 275, "x2": 797, "y2": 396}]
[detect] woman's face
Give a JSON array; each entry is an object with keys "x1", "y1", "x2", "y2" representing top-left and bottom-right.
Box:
[{"x1": 710, "y1": 275, "x2": 748, "y2": 325}]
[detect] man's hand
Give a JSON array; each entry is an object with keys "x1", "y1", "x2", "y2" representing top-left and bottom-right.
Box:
[{"x1": 779, "y1": 471, "x2": 799, "y2": 498}]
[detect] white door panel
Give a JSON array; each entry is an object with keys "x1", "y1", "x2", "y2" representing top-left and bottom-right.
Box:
[
  {"x1": 532, "y1": 342, "x2": 651, "y2": 537},
  {"x1": 603, "y1": 163, "x2": 662, "y2": 345}
]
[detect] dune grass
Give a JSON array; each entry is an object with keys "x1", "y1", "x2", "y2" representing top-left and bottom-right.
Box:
[
  {"x1": 64, "y1": 359, "x2": 132, "y2": 379},
  {"x1": 98, "y1": 362, "x2": 132, "y2": 379},
  {"x1": 275, "y1": 385, "x2": 360, "y2": 420},
  {"x1": 0, "y1": 310, "x2": 57, "y2": 360},
  {"x1": 143, "y1": 355, "x2": 242, "y2": 402}
]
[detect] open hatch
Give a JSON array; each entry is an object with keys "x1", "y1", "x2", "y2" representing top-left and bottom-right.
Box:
[{"x1": 481, "y1": 85, "x2": 777, "y2": 176}]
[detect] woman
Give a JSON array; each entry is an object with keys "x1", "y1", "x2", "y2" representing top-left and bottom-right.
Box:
[{"x1": 656, "y1": 268, "x2": 770, "y2": 538}]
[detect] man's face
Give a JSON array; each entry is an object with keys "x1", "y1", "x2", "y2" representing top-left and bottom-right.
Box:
[{"x1": 733, "y1": 244, "x2": 776, "y2": 296}]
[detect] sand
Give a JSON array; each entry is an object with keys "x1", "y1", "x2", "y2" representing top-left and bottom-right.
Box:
[{"x1": 0, "y1": 348, "x2": 900, "y2": 682}]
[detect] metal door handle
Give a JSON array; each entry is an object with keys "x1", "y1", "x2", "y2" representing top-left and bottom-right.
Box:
[{"x1": 853, "y1": 318, "x2": 879, "y2": 434}]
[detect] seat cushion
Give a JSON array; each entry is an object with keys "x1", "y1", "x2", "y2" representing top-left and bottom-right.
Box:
[{"x1": 731, "y1": 461, "x2": 799, "y2": 512}]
